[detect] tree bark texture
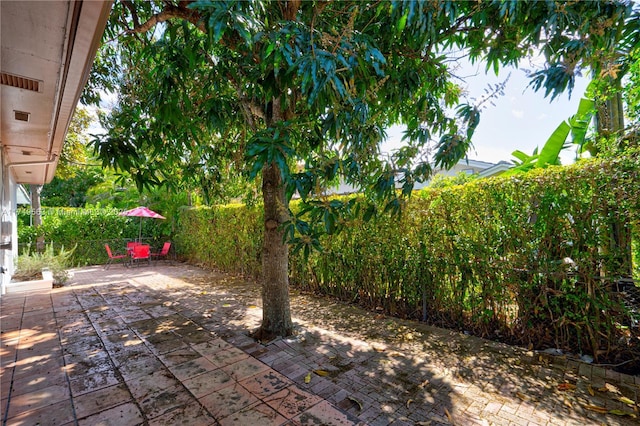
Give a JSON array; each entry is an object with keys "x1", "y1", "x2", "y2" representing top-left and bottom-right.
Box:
[
  {"x1": 596, "y1": 84, "x2": 633, "y2": 278},
  {"x1": 257, "y1": 161, "x2": 293, "y2": 339},
  {"x1": 254, "y1": 2, "x2": 301, "y2": 339}
]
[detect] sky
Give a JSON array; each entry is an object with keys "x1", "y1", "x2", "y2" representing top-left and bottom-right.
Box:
[{"x1": 381, "y1": 61, "x2": 590, "y2": 166}]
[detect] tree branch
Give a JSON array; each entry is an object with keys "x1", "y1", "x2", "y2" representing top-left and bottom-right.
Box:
[
  {"x1": 126, "y1": 3, "x2": 205, "y2": 34},
  {"x1": 283, "y1": 0, "x2": 301, "y2": 21},
  {"x1": 121, "y1": 0, "x2": 268, "y2": 131},
  {"x1": 121, "y1": 0, "x2": 140, "y2": 29},
  {"x1": 201, "y1": 53, "x2": 264, "y2": 131}
]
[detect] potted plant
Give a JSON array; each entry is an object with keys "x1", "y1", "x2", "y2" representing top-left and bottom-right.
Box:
[{"x1": 9, "y1": 244, "x2": 75, "y2": 292}]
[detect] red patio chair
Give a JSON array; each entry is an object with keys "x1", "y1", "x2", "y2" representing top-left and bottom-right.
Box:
[
  {"x1": 104, "y1": 244, "x2": 128, "y2": 269},
  {"x1": 130, "y1": 244, "x2": 151, "y2": 267},
  {"x1": 150, "y1": 242, "x2": 171, "y2": 263}
]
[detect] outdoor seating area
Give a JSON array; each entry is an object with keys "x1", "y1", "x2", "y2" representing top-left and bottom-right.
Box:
[
  {"x1": 150, "y1": 241, "x2": 172, "y2": 262},
  {"x1": 104, "y1": 241, "x2": 172, "y2": 269},
  {"x1": 1, "y1": 264, "x2": 638, "y2": 426},
  {"x1": 130, "y1": 243, "x2": 151, "y2": 267},
  {"x1": 104, "y1": 244, "x2": 128, "y2": 270}
]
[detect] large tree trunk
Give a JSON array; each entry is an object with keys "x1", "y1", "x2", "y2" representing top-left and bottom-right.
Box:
[
  {"x1": 253, "y1": 87, "x2": 295, "y2": 340},
  {"x1": 255, "y1": 161, "x2": 293, "y2": 340},
  {"x1": 595, "y1": 83, "x2": 633, "y2": 278}
]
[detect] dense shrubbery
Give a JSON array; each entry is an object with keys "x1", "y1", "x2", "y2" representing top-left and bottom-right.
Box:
[
  {"x1": 173, "y1": 204, "x2": 263, "y2": 277},
  {"x1": 176, "y1": 156, "x2": 640, "y2": 367},
  {"x1": 297, "y1": 159, "x2": 639, "y2": 356},
  {"x1": 17, "y1": 207, "x2": 171, "y2": 265},
  {"x1": 21, "y1": 155, "x2": 639, "y2": 368}
]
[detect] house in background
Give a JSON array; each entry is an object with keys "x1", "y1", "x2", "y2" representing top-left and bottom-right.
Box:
[
  {"x1": 432, "y1": 159, "x2": 512, "y2": 179},
  {"x1": 412, "y1": 159, "x2": 513, "y2": 190},
  {"x1": 329, "y1": 159, "x2": 513, "y2": 195},
  {"x1": 1, "y1": 1, "x2": 112, "y2": 295}
]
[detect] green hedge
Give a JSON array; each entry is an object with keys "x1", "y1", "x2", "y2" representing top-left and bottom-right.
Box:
[
  {"x1": 176, "y1": 156, "x2": 640, "y2": 361},
  {"x1": 17, "y1": 207, "x2": 172, "y2": 265},
  {"x1": 173, "y1": 204, "x2": 263, "y2": 277},
  {"x1": 22, "y1": 155, "x2": 639, "y2": 363}
]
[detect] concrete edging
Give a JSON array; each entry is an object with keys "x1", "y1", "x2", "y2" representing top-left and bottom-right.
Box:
[{"x1": 6, "y1": 268, "x2": 53, "y2": 293}]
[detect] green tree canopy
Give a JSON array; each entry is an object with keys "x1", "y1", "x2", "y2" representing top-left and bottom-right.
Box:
[
  {"x1": 56, "y1": 107, "x2": 93, "y2": 179},
  {"x1": 42, "y1": 107, "x2": 104, "y2": 207},
  {"x1": 87, "y1": 0, "x2": 639, "y2": 338}
]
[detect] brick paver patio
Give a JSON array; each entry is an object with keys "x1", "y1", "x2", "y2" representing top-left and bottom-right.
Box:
[{"x1": 1, "y1": 264, "x2": 638, "y2": 425}]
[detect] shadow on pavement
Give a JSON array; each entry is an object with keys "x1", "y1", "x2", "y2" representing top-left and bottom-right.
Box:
[{"x1": 2, "y1": 264, "x2": 637, "y2": 425}]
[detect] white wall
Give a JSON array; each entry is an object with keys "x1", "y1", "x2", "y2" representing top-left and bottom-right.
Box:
[{"x1": 0, "y1": 150, "x2": 18, "y2": 295}]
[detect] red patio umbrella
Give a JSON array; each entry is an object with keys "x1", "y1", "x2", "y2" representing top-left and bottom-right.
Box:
[{"x1": 119, "y1": 206, "x2": 166, "y2": 242}]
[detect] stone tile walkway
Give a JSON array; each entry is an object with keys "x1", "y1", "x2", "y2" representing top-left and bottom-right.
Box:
[{"x1": 1, "y1": 264, "x2": 638, "y2": 425}]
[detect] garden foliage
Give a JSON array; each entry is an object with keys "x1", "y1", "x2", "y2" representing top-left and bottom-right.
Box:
[
  {"x1": 17, "y1": 207, "x2": 170, "y2": 265},
  {"x1": 176, "y1": 155, "x2": 640, "y2": 361},
  {"x1": 13, "y1": 243, "x2": 75, "y2": 285},
  {"x1": 19, "y1": 156, "x2": 639, "y2": 362},
  {"x1": 173, "y1": 204, "x2": 263, "y2": 277}
]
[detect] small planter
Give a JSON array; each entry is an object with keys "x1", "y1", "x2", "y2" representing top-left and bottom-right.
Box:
[{"x1": 7, "y1": 268, "x2": 54, "y2": 293}]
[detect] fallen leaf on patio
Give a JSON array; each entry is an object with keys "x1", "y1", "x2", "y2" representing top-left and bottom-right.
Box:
[
  {"x1": 598, "y1": 383, "x2": 620, "y2": 394},
  {"x1": 347, "y1": 396, "x2": 363, "y2": 411},
  {"x1": 304, "y1": 373, "x2": 311, "y2": 384},
  {"x1": 403, "y1": 332, "x2": 416, "y2": 341},
  {"x1": 419, "y1": 379, "x2": 430, "y2": 388},
  {"x1": 563, "y1": 398, "x2": 573, "y2": 409},
  {"x1": 375, "y1": 314, "x2": 385, "y2": 319},
  {"x1": 618, "y1": 396, "x2": 636, "y2": 406},
  {"x1": 406, "y1": 399, "x2": 413, "y2": 409},
  {"x1": 608, "y1": 409, "x2": 637, "y2": 418},
  {"x1": 444, "y1": 408, "x2": 453, "y2": 423},
  {"x1": 515, "y1": 392, "x2": 529, "y2": 401},
  {"x1": 313, "y1": 369, "x2": 330, "y2": 377},
  {"x1": 587, "y1": 385, "x2": 595, "y2": 396},
  {"x1": 200, "y1": 291, "x2": 207, "y2": 295},
  {"x1": 415, "y1": 422, "x2": 431, "y2": 426},
  {"x1": 372, "y1": 345, "x2": 385, "y2": 352},
  {"x1": 222, "y1": 303, "x2": 231, "y2": 307},
  {"x1": 557, "y1": 383, "x2": 576, "y2": 391},
  {"x1": 583, "y1": 404, "x2": 608, "y2": 414},
  {"x1": 248, "y1": 305, "x2": 258, "y2": 309}
]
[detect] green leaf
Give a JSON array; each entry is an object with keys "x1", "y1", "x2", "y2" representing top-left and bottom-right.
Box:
[
  {"x1": 396, "y1": 10, "x2": 408, "y2": 34},
  {"x1": 537, "y1": 121, "x2": 571, "y2": 167},
  {"x1": 608, "y1": 409, "x2": 636, "y2": 418},
  {"x1": 265, "y1": 42, "x2": 275, "y2": 58},
  {"x1": 511, "y1": 150, "x2": 532, "y2": 163},
  {"x1": 363, "y1": 204, "x2": 377, "y2": 222},
  {"x1": 569, "y1": 96, "x2": 595, "y2": 147}
]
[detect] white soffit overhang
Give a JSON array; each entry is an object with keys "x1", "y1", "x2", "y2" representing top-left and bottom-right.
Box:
[{"x1": 0, "y1": 0, "x2": 112, "y2": 185}]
